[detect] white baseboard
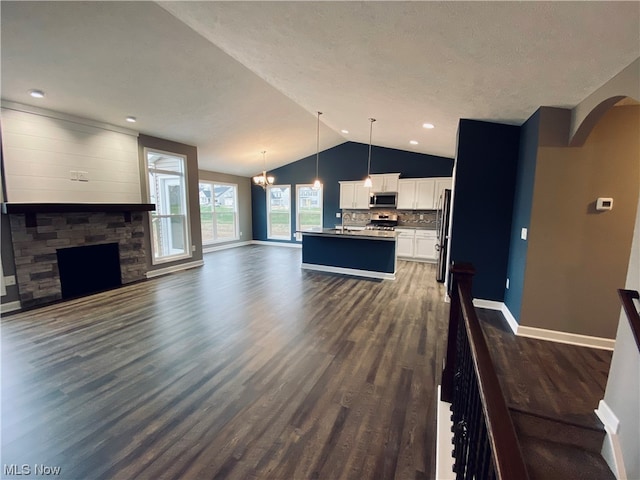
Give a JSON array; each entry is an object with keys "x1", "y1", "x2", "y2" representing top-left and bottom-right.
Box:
[
  {"x1": 203, "y1": 241, "x2": 251, "y2": 254},
  {"x1": 472, "y1": 299, "x2": 519, "y2": 333},
  {"x1": 1, "y1": 300, "x2": 22, "y2": 314},
  {"x1": 146, "y1": 260, "x2": 204, "y2": 279},
  {"x1": 436, "y1": 385, "x2": 455, "y2": 480},
  {"x1": 596, "y1": 400, "x2": 627, "y2": 480},
  {"x1": 301, "y1": 263, "x2": 395, "y2": 280},
  {"x1": 517, "y1": 324, "x2": 615, "y2": 350},
  {"x1": 500, "y1": 303, "x2": 520, "y2": 335},
  {"x1": 472, "y1": 298, "x2": 504, "y2": 310},
  {"x1": 251, "y1": 240, "x2": 302, "y2": 249},
  {"x1": 473, "y1": 299, "x2": 615, "y2": 350}
]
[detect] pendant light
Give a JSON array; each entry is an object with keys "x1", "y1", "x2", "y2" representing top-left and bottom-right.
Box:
[
  {"x1": 363, "y1": 118, "x2": 376, "y2": 188},
  {"x1": 252, "y1": 150, "x2": 274, "y2": 190},
  {"x1": 313, "y1": 111, "x2": 323, "y2": 190}
]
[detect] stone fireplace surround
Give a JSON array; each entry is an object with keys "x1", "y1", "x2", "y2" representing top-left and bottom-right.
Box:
[{"x1": 4, "y1": 203, "x2": 153, "y2": 309}]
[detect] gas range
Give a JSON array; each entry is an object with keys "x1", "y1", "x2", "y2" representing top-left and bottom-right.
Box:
[{"x1": 366, "y1": 213, "x2": 398, "y2": 231}]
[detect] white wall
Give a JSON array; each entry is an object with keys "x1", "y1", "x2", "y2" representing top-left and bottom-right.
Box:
[
  {"x1": 601, "y1": 192, "x2": 640, "y2": 480},
  {"x1": 1, "y1": 103, "x2": 140, "y2": 203}
]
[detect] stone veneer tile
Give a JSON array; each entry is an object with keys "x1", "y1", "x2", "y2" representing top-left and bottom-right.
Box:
[{"x1": 8, "y1": 212, "x2": 147, "y2": 308}]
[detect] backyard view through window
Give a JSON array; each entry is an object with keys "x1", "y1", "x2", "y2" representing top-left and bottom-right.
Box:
[
  {"x1": 146, "y1": 149, "x2": 190, "y2": 263},
  {"x1": 267, "y1": 185, "x2": 291, "y2": 240},
  {"x1": 199, "y1": 182, "x2": 239, "y2": 243},
  {"x1": 297, "y1": 185, "x2": 323, "y2": 233}
]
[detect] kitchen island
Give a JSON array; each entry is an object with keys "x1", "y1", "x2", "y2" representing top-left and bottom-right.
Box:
[{"x1": 299, "y1": 228, "x2": 398, "y2": 280}]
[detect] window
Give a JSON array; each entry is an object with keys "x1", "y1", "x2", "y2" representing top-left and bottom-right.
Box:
[
  {"x1": 296, "y1": 185, "x2": 323, "y2": 236},
  {"x1": 145, "y1": 149, "x2": 191, "y2": 264},
  {"x1": 199, "y1": 181, "x2": 239, "y2": 244},
  {"x1": 267, "y1": 185, "x2": 291, "y2": 240}
]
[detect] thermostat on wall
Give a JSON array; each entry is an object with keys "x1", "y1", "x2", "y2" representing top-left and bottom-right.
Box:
[{"x1": 596, "y1": 197, "x2": 613, "y2": 211}]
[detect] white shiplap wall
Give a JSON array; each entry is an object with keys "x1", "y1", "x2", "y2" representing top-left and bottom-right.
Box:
[{"x1": 1, "y1": 105, "x2": 141, "y2": 203}]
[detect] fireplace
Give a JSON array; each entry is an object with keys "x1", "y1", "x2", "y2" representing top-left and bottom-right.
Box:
[
  {"x1": 57, "y1": 243, "x2": 122, "y2": 299},
  {"x1": 3, "y1": 203, "x2": 154, "y2": 308}
]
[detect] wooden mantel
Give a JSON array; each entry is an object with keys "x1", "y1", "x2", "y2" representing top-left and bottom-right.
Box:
[{"x1": 1, "y1": 202, "x2": 156, "y2": 226}]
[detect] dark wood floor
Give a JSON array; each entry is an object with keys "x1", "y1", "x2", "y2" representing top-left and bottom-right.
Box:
[
  {"x1": 1, "y1": 246, "x2": 449, "y2": 480},
  {"x1": 477, "y1": 309, "x2": 612, "y2": 427},
  {"x1": 1, "y1": 245, "x2": 614, "y2": 479},
  {"x1": 477, "y1": 309, "x2": 614, "y2": 480}
]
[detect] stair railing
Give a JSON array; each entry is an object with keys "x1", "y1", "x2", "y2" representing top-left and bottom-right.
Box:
[
  {"x1": 441, "y1": 263, "x2": 528, "y2": 480},
  {"x1": 617, "y1": 289, "x2": 640, "y2": 352}
]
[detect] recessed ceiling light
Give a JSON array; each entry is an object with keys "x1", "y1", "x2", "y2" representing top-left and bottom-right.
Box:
[
  {"x1": 29, "y1": 89, "x2": 45, "y2": 99},
  {"x1": 422, "y1": 123, "x2": 435, "y2": 129},
  {"x1": 409, "y1": 140, "x2": 419, "y2": 145},
  {"x1": 341, "y1": 129, "x2": 349, "y2": 134},
  {"x1": 126, "y1": 116, "x2": 137, "y2": 123}
]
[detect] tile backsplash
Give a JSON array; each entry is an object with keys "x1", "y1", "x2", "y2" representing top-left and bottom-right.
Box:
[
  {"x1": 341, "y1": 209, "x2": 439, "y2": 229},
  {"x1": 397, "y1": 210, "x2": 438, "y2": 228}
]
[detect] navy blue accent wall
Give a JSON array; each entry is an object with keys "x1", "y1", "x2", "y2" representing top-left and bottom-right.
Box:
[
  {"x1": 504, "y1": 110, "x2": 540, "y2": 320},
  {"x1": 450, "y1": 120, "x2": 520, "y2": 301},
  {"x1": 252, "y1": 142, "x2": 453, "y2": 242}
]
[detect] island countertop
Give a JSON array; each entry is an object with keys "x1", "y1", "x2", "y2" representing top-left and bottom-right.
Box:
[{"x1": 298, "y1": 228, "x2": 398, "y2": 240}]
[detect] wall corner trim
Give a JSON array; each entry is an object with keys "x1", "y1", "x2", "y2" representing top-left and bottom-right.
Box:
[
  {"x1": 1, "y1": 300, "x2": 22, "y2": 315},
  {"x1": 596, "y1": 400, "x2": 627, "y2": 480},
  {"x1": 146, "y1": 260, "x2": 204, "y2": 279},
  {"x1": 595, "y1": 399, "x2": 620, "y2": 434},
  {"x1": 472, "y1": 299, "x2": 615, "y2": 350}
]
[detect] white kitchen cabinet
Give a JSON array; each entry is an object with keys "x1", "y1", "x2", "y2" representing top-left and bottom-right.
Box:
[
  {"x1": 415, "y1": 230, "x2": 438, "y2": 260},
  {"x1": 395, "y1": 229, "x2": 415, "y2": 257},
  {"x1": 370, "y1": 173, "x2": 400, "y2": 192},
  {"x1": 397, "y1": 177, "x2": 452, "y2": 210},
  {"x1": 415, "y1": 180, "x2": 437, "y2": 209},
  {"x1": 396, "y1": 180, "x2": 416, "y2": 209},
  {"x1": 396, "y1": 228, "x2": 438, "y2": 262},
  {"x1": 434, "y1": 177, "x2": 453, "y2": 208},
  {"x1": 339, "y1": 181, "x2": 370, "y2": 209},
  {"x1": 397, "y1": 178, "x2": 436, "y2": 209}
]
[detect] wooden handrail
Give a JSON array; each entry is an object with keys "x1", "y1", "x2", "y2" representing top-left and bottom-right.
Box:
[
  {"x1": 618, "y1": 289, "x2": 640, "y2": 352},
  {"x1": 442, "y1": 263, "x2": 529, "y2": 480}
]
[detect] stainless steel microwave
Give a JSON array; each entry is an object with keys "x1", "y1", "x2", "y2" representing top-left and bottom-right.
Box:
[{"x1": 369, "y1": 192, "x2": 397, "y2": 208}]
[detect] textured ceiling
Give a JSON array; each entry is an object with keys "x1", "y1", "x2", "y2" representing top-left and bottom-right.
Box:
[{"x1": 2, "y1": 1, "x2": 639, "y2": 177}]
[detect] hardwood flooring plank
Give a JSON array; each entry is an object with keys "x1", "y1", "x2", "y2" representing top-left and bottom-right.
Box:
[{"x1": 1, "y1": 246, "x2": 448, "y2": 479}]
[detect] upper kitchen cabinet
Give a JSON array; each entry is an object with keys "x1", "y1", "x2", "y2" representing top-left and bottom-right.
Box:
[
  {"x1": 434, "y1": 177, "x2": 453, "y2": 206},
  {"x1": 397, "y1": 177, "x2": 452, "y2": 210},
  {"x1": 339, "y1": 181, "x2": 371, "y2": 209},
  {"x1": 370, "y1": 173, "x2": 400, "y2": 192}
]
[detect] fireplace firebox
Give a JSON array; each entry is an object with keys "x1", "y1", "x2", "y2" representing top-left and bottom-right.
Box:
[{"x1": 57, "y1": 243, "x2": 122, "y2": 299}]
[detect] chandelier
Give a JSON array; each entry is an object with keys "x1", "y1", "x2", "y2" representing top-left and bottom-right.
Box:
[{"x1": 253, "y1": 150, "x2": 274, "y2": 190}]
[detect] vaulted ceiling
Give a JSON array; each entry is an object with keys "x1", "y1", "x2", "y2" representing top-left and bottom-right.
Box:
[{"x1": 2, "y1": 1, "x2": 638, "y2": 176}]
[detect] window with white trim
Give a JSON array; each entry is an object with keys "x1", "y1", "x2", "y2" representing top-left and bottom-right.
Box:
[
  {"x1": 145, "y1": 149, "x2": 191, "y2": 264},
  {"x1": 267, "y1": 185, "x2": 291, "y2": 240},
  {"x1": 296, "y1": 184, "x2": 323, "y2": 236},
  {"x1": 199, "y1": 181, "x2": 239, "y2": 244}
]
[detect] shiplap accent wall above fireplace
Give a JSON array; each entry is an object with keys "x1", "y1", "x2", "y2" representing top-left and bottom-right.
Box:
[{"x1": 1, "y1": 102, "x2": 141, "y2": 204}]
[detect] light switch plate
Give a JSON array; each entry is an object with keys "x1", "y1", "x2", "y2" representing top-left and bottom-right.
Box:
[
  {"x1": 521, "y1": 228, "x2": 527, "y2": 240},
  {"x1": 336, "y1": 212, "x2": 341, "y2": 218}
]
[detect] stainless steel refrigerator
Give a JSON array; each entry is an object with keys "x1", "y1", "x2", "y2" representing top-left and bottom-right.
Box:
[{"x1": 436, "y1": 189, "x2": 451, "y2": 283}]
